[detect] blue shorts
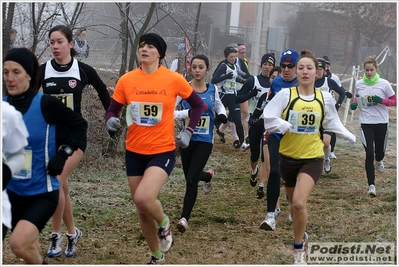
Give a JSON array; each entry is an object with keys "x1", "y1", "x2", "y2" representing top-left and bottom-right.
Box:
[{"x1": 125, "y1": 150, "x2": 176, "y2": 176}]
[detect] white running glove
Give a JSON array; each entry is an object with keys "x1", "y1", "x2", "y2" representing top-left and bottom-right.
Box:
[
  {"x1": 175, "y1": 130, "x2": 192, "y2": 149},
  {"x1": 106, "y1": 117, "x2": 121, "y2": 132}
]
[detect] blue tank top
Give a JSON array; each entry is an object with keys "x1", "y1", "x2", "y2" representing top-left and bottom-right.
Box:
[
  {"x1": 7, "y1": 93, "x2": 60, "y2": 196},
  {"x1": 181, "y1": 83, "x2": 217, "y2": 144}
]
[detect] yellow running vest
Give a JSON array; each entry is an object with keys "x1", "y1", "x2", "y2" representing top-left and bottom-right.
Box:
[{"x1": 280, "y1": 87, "x2": 325, "y2": 159}]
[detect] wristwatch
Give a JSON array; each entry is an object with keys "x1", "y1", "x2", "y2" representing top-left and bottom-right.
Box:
[{"x1": 60, "y1": 145, "x2": 74, "y2": 156}]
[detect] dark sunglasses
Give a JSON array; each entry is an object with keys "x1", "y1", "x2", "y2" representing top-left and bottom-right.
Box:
[{"x1": 280, "y1": 63, "x2": 295, "y2": 69}]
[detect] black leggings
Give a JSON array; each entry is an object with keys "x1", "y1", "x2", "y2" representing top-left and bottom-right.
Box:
[
  {"x1": 219, "y1": 93, "x2": 244, "y2": 143},
  {"x1": 180, "y1": 141, "x2": 213, "y2": 221},
  {"x1": 360, "y1": 123, "x2": 388, "y2": 186},
  {"x1": 266, "y1": 134, "x2": 281, "y2": 212},
  {"x1": 248, "y1": 121, "x2": 265, "y2": 163},
  {"x1": 330, "y1": 132, "x2": 336, "y2": 152}
]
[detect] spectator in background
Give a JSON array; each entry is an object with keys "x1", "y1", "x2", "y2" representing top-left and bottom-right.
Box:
[
  {"x1": 74, "y1": 27, "x2": 90, "y2": 60},
  {"x1": 170, "y1": 43, "x2": 186, "y2": 73},
  {"x1": 350, "y1": 55, "x2": 396, "y2": 197},
  {"x1": 10, "y1": 28, "x2": 18, "y2": 49}
]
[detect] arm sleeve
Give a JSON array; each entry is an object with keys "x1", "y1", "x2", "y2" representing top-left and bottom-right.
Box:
[
  {"x1": 322, "y1": 92, "x2": 356, "y2": 143},
  {"x1": 81, "y1": 63, "x2": 111, "y2": 110},
  {"x1": 211, "y1": 64, "x2": 228, "y2": 84},
  {"x1": 236, "y1": 77, "x2": 255, "y2": 103},
  {"x1": 252, "y1": 93, "x2": 268, "y2": 119},
  {"x1": 382, "y1": 94, "x2": 397, "y2": 106},
  {"x1": 183, "y1": 91, "x2": 204, "y2": 134},
  {"x1": 105, "y1": 99, "x2": 124, "y2": 121},
  {"x1": 329, "y1": 79, "x2": 346, "y2": 107},
  {"x1": 42, "y1": 95, "x2": 88, "y2": 151},
  {"x1": 214, "y1": 85, "x2": 227, "y2": 116},
  {"x1": 263, "y1": 90, "x2": 292, "y2": 134}
]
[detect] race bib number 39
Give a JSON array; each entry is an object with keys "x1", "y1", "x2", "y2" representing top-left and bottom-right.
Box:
[
  {"x1": 127, "y1": 102, "x2": 163, "y2": 126},
  {"x1": 288, "y1": 110, "x2": 320, "y2": 134}
]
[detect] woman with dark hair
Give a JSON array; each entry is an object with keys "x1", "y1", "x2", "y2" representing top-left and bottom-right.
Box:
[
  {"x1": 351, "y1": 55, "x2": 396, "y2": 197},
  {"x1": 40, "y1": 24, "x2": 111, "y2": 258},
  {"x1": 3, "y1": 47, "x2": 87, "y2": 264},
  {"x1": 212, "y1": 46, "x2": 246, "y2": 149},
  {"x1": 263, "y1": 50, "x2": 355, "y2": 264},
  {"x1": 174, "y1": 54, "x2": 227, "y2": 233}
]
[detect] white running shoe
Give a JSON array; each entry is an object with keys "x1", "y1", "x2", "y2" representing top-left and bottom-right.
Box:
[
  {"x1": 204, "y1": 169, "x2": 214, "y2": 194},
  {"x1": 368, "y1": 184, "x2": 376, "y2": 197},
  {"x1": 324, "y1": 158, "x2": 331, "y2": 173},
  {"x1": 376, "y1": 161, "x2": 385, "y2": 173},
  {"x1": 240, "y1": 141, "x2": 250, "y2": 152},
  {"x1": 294, "y1": 248, "x2": 307, "y2": 265},
  {"x1": 177, "y1": 217, "x2": 188, "y2": 234},
  {"x1": 294, "y1": 232, "x2": 308, "y2": 265},
  {"x1": 47, "y1": 233, "x2": 63, "y2": 257},
  {"x1": 260, "y1": 212, "x2": 276, "y2": 231},
  {"x1": 65, "y1": 227, "x2": 82, "y2": 258},
  {"x1": 274, "y1": 208, "x2": 281, "y2": 218},
  {"x1": 158, "y1": 215, "x2": 173, "y2": 253},
  {"x1": 329, "y1": 151, "x2": 337, "y2": 159}
]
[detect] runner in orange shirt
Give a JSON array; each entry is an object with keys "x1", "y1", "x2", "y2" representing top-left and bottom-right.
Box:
[{"x1": 105, "y1": 33, "x2": 204, "y2": 265}]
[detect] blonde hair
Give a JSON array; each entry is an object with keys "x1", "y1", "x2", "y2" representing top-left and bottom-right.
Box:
[{"x1": 363, "y1": 55, "x2": 378, "y2": 70}]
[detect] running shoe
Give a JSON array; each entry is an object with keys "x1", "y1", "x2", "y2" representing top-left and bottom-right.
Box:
[
  {"x1": 368, "y1": 184, "x2": 376, "y2": 197},
  {"x1": 294, "y1": 248, "x2": 306, "y2": 265},
  {"x1": 240, "y1": 141, "x2": 250, "y2": 152},
  {"x1": 47, "y1": 233, "x2": 63, "y2": 257},
  {"x1": 177, "y1": 218, "x2": 188, "y2": 234},
  {"x1": 256, "y1": 185, "x2": 264, "y2": 199},
  {"x1": 147, "y1": 253, "x2": 165, "y2": 265},
  {"x1": 288, "y1": 214, "x2": 293, "y2": 223},
  {"x1": 260, "y1": 212, "x2": 276, "y2": 231},
  {"x1": 250, "y1": 166, "x2": 259, "y2": 187},
  {"x1": 293, "y1": 232, "x2": 308, "y2": 265},
  {"x1": 376, "y1": 161, "x2": 385, "y2": 173},
  {"x1": 158, "y1": 215, "x2": 173, "y2": 253},
  {"x1": 65, "y1": 227, "x2": 82, "y2": 258},
  {"x1": 233, "y1": 140, "x2": 241, "y2": 149},
  {"x1": 204, "y1": 169, "x2": 214, "y2": 194},
  {"x1": 216, "y1": 129, "x2": 225, "y2": 143},
  {"x1": 324, "y1": 158, "x2": 331, "y2": 173},
  {"x1": 329, "y1": 151, "x2": 337, "y2": 159},
  {"x1": 274, "y1": 208, "x2": 282, "y2": 218}
]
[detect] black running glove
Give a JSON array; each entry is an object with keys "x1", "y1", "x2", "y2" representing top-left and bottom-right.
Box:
[{"x1": 47, "y1": 150, "x2": 69, "y2": 176}]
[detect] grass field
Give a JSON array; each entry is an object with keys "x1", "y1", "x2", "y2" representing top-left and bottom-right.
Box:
[{"x1": 2, "y1": 105, "x2": 396, "y2": 265}]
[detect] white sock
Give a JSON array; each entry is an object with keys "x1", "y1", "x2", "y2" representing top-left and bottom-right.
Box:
[
  {"x1": 323, "y1": 145, "x2": 331, "y2": 160},
  {"x1": 259, "y1": 183, "x2": 264, "y2": 188}
]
